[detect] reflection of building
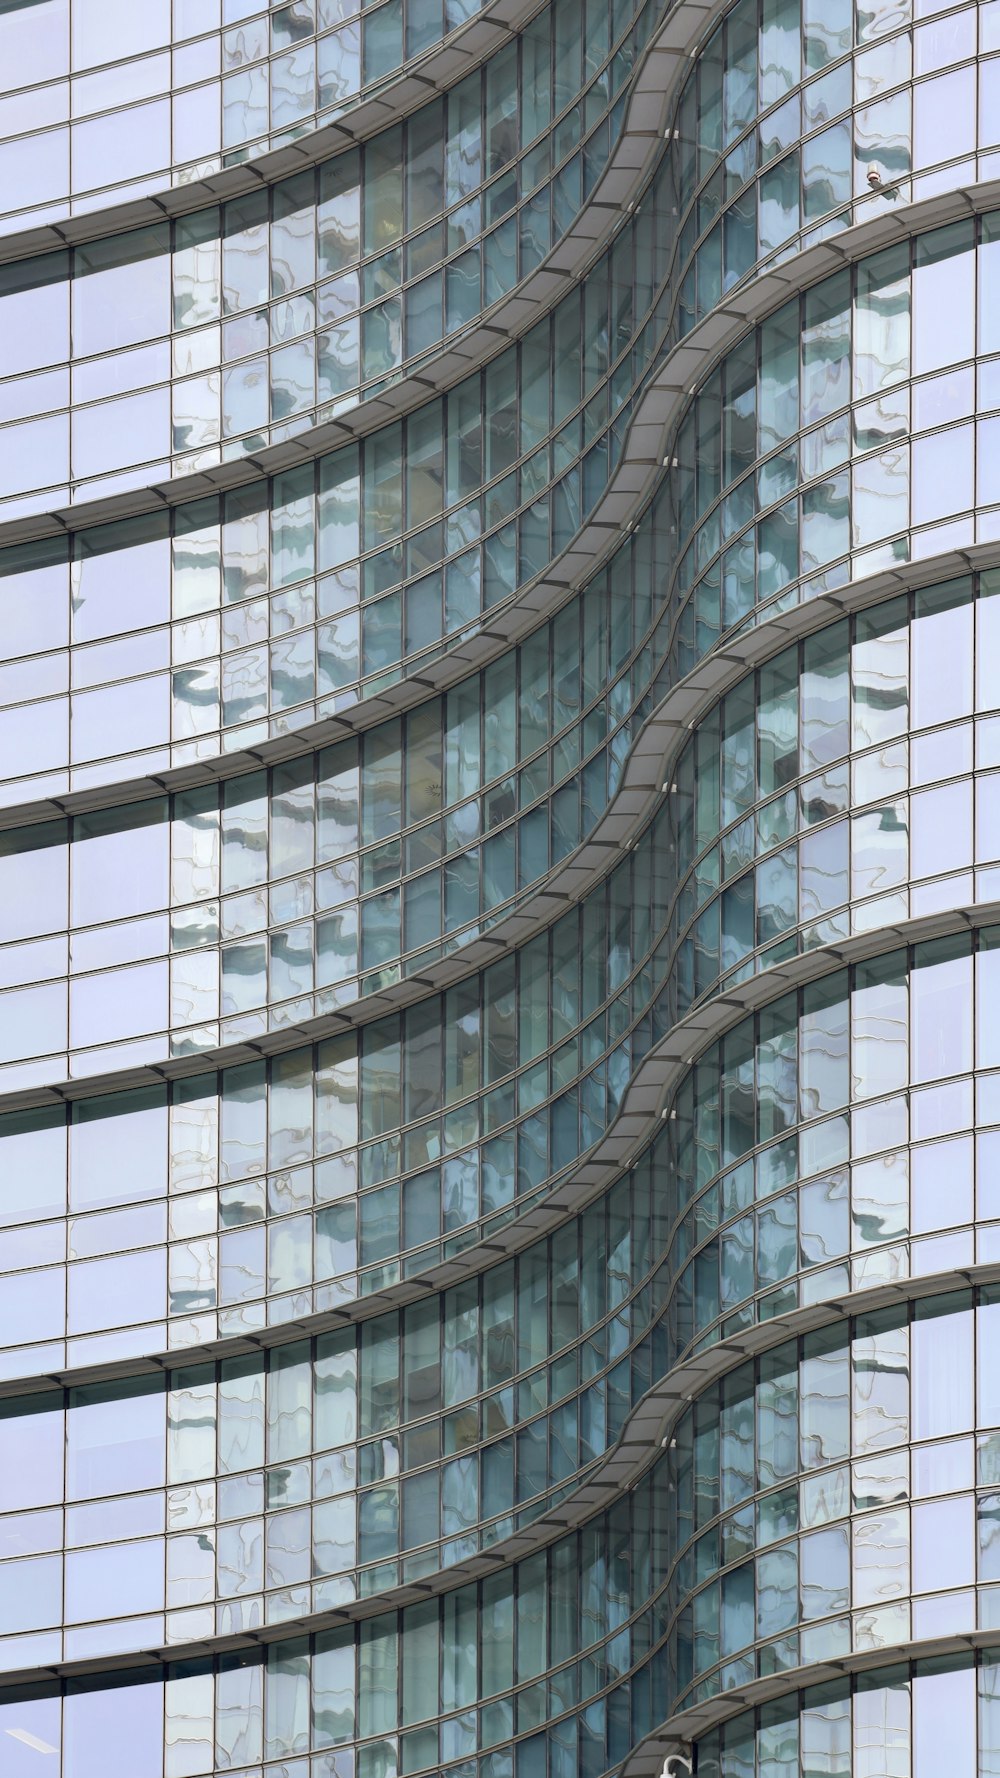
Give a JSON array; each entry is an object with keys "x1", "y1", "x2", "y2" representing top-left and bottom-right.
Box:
[{"x1": 0, "y1": 0, "x2": 997, "y2": 1774}]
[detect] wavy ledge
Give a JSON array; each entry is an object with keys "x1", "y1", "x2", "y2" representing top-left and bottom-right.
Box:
[
  {"x1": 0, "y1": 175, "x2": 993, "y2": 861},
  {"x1": 2, "y1": 889, "x2": 994, "y2": 1395},
  {"x1": 0, "y1": 533, "x2": 991, "y2": 1117},
  {"x1": 0, "y1": 4, "x2": 687, "y2": 551},
  {"x1": 0, "y1": 1253, "x2": 991, "y2": 1691}
]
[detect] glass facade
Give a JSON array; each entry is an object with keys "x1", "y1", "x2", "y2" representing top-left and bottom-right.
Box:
[
  {"x1": 0, "y1": 0, "x2": 579, "y2": 233},
  {"x1": 1, "y1": 0, "x2": 997, "y2": 1776}
]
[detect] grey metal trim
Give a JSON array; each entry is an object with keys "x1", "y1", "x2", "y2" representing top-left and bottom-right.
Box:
[
  {"x1": 4, "y1": 533, "x2": 995, "y2": 1119},
  {"x1": 2, "y1": 896, "x2": 995, "y2": 1403},
  {"x1": 0, "y1": 1257, "x2": 992, "y2": 1691},
  {"x1": 0, "y1": 2, "x2": 689, "y2": 552},
  {"x1": 3, "y1": 166, "x2": 994, "y2": 568},
  {"x1": 622, "y1": 1631, "x2": 1000, "y2": 1775},
  {"x1": 2, "y1": 177, "x2": 996, "y2": 852},
  {"x1": 0, "y1": 0, "x2": 552, "y2": 269}
]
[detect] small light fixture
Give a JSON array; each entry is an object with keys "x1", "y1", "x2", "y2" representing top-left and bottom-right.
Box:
[
  {"x1": 867, "y1": 165, "x2": 882, "y2": 187},
  {"x1": 5, "y1": 1730, "x2": 59, "y2": 1754}
]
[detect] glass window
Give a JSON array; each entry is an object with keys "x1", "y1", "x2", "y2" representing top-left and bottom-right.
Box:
[
  {"x1": 912, "y1": 1294, "x2": 973, "y2": 1439},
  {"x1": 913, "y1": 224, "x2": 975, "y2": 377},
  {"x1": 72, "y1": 515, "x2": 170, "y2": 644},
  {"x1": 72, "y1": 801, "x2": 169, "y2": 926},
  {"x1": 74, "y1": 227, "x2": 171, "y2": 358},
  {"x1": 0, "y1": 254, "x2": 69, "y2": 378},
  {"x1": 64, "y1": 1675, "x2": 164, "y2": 1778},
  {"x1": 854, "y1": 245, "x2": 910, "y2": 400},
  {"x1": 0, "y1": 823, "x2": 67, "y2": 944},
  {"x1": 912, "y1": 579, "x2": 973, "y2": 728},
  {"x1": 911, "y1": 423, "x2": 973, "y2": 527},
  {"x1": 911, "y1": 938, "x2": 967, "y2": 1073},
  {"x1": 70, "y1": 1088, "x2": 167, "y2": 1212},
  {"x1": 913, "y1": 1661, "x2": 975, "y2": 1778},
  {"x1": 66, "y1": 1377, "x2": 165, "y2": 1500},
  {"x1": 914, "y1": 68, "x2": 975, "y2": 173}
]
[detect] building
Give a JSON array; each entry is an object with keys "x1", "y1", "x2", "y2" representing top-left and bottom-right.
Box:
[{"x1": 0, "y1": 0, "x2": 997, "y2": 1773}]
